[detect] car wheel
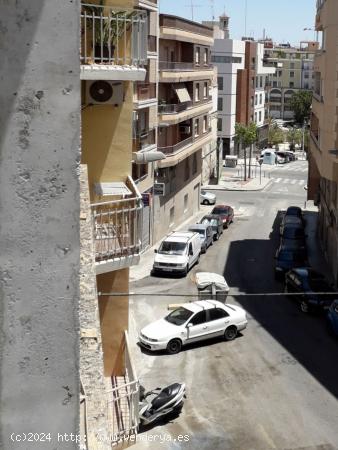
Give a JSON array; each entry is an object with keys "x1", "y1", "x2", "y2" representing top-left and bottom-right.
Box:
[
  {"x1": 300, "y1": 300, "x2": 309, "y2": 314},
  {"x1": 214, "y1": 233, "x2": 219, "y2": 241},
  {"x1": 224, "y1": 326, "x2": 237, "y2": 341},
  {"x1": 202, "y1": 199, "x2": 209, "y2": 205},
  {"x1": 183, "y1": 264, "x2": 189, "y2": 276},
  {"x1": 167, "y1": 339, "x2": 182, "y2": 354}
]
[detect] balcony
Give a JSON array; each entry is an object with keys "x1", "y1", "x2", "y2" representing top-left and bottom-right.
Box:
[
  {"x1": 133, "y1": 128, "x2": 156, "y2": 152},
  {"x1": 160, "y1": 14, "x2": 213, "y2": 46},
  {"x1": 106, "y1": 331, "x2": 139, "y2": 443},
  {"x1": 158, "y1": 98, "x2": 213, "y2": 125},
  {"x1": 159, "y1": 61, "x2": 214, "y2": 83},
  {"x1": 91, "y1": 177, "x2": 142, "y2": 274},
  {"x1": 134, "y1": 83, "x2": 157, "y2": 107},
  {"x1": 80, "y1": 3, "x2": 147, "y2": 81},
  {"x1": 159, "y1": 61, "x2": 213, "y2": 71},
  {"x1": 158, "y1": 101, "x2": 192, "y2": 114}
]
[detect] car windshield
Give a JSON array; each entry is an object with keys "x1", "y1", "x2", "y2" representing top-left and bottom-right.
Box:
[
  {"x1": 165, "y1": 307, "x2": 194, "y2": 326},
  {"x1": 159, "y1": 241, "x2": 187, "y2": 255},
  {"x1": 212, "y1": 207, "x2": 228, "y2": 214}
]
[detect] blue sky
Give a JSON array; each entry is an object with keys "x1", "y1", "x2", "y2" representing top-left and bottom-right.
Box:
[{"x1": 160, "y1": 0, "x2": 317, "y2": 46}]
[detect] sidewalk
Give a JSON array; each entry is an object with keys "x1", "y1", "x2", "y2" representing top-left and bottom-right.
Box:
[{"x1": 204, "y1": 173, "x2": 272, "y2": 191}]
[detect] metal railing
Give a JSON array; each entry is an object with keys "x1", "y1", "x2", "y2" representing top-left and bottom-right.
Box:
[
  {"x1": 159, "y1": 61, "x2": 213, "y2": 71},
  {"x1": 91, "y1": 179, "x2": 142, "y2": 263},
  {"x1": 106, "y1": 331, "x2": 139, "y2": 443},
  {"x1": 158, "y1": 130, "x2": 211, "y2": 156},
  {"x1": 81, "y1": 3, "x2": 147, "y2": 67},
  {"x1": 158, "y1": 101, "x2": 192, "y2": 114},
  {"x1": 133, "y1": 128, "x2": 156, "y2": 151}
]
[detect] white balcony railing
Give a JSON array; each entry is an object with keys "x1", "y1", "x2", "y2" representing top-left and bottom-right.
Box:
[
  {"x1": 81, "y1": 3, "x2": 147, "y2": 68},
  {"x1": 91, "y1": 177, "x2": 142, "y2": 269},
  {"x1": 106, "y1": 331, "x2": 139, "y2": 444}
]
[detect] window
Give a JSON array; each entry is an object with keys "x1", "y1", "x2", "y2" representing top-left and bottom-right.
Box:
[
  {"x1": 209, "y1": 308, "x2": 229, "y2": 321},
  {"x1": 255, "y1": 95, "x2": 257, "y2": 105},
  {"x1": 192, "y1": 153, "x2": 197, "y2": 174},
  {"x1": 195, "y1": 46, "x2": 200, "y2": 64},
  {"x1": 290, "y1": 71, "x2": 295, "y2": 77},
  {"x1": 211, "y1": 55, "x2": 242, "y2": 64},
  {"x1": 273, "y1": 81, "x2": 277, "y2": 87},
  {"x1": 194, "y1": 118, "x2": 199, "y2": 137},
  {"x1": 217, "y1": 76, "x2": 223, "y2": 90},
  {"x1": 189, "y1": 310, "x2": 207, "y2": 326},
  {"x1": 290, "y1": 62, "x2": 295, "y2": 69},
  {"x1": 254, "y1": 112, "x2": 257, "y2": 123},
  {"x1": 304, "y1": 72, "x2": 309, "y2": 79},
  {"x1": 203, "y1": 48, "x2": 208, "y2": 64},
  {"x1": 132, "y1": 162, "x2": 148, "y2": 182},
  {"x1": 259, "y1": 93, "x2": 263, "y2": 104},
  {"x1": 203, "y1": 82, "x2": 208, "y2": 98},
  {"x1": 184, "y1": 194, "x2": 188, "y2": 213},
  {"x1": 184, "y1": 158, "x2": 190, "y2": 180},
  {"x1": 259, "y1": 111, "x2": 262, "y2": 122},
  {"x1": 169, "y1": 207, "x2": 175, "y2": 227},
  {"x1": 218, "y1": 97, "x2": 223, "y2": 111},
  {"x1": 203, "y1": 115, "x2": 208, "y2": 133},
  {"x1": 260, "y1": 76, "x2": 263, "y2": 88},
  {"x1": 290, "y1": 82, "x2": 294, "y2": 88},
  {"x1": 217, "y1": 118, "x2": 222, "y2": 132},
  {"x1": 195, "y1": 83, "x2": 200, "y2": 102}
]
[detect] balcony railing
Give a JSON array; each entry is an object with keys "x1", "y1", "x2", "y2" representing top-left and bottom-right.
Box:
[
  {"x1": 133, "y1": 128, "x2": 156, "y2": 151},
  {"x1": 91, "y1": 178, "x2": 142, "y2": 264},
  {"x1": 107, "y1": 331, "x2": 139, "y2": 443},
  {"x1": 159, "y1": 61, "x2": 213, "y2": 71},
  {"x1": 158, "y1": 130, "x2": 211, "y2": 156},
  {"x1": 136, "y1": 83, "x2": 156, "y2": 101},
  {"x1": 80, "y1": 3, "x2": 147, "y2": 67},
  {"x1": 148, "y1": 35, "x2": 157, "y2": 53},
  {"x1": 158, "y1": 101, "x2": 192, "y2": 114}
]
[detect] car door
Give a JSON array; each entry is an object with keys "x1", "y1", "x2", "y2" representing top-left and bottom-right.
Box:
[
  {"x1": 207, "y1": 226, "x2": 212, "y2": 247},
  {"x1": 186, "y1": 310, "x2": 209, "y2": 342},
  {"x1": 207, "y1": 308, "x2": 230, "y2": 336}
]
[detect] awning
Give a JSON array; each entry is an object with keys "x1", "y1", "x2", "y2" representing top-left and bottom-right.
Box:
[
  {"x1": 174, "y1": 83, "x2": 191, "y2": 103},
  {"x1": 94, "y1": 182, "x2": 132, "y2": 196}
]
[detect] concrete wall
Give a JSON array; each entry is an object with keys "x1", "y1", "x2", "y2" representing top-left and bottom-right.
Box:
[{"x1": 0, "y1": 0, "x2": 80, "y2": 448}]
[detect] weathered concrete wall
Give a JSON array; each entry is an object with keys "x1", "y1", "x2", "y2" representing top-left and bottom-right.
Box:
[{"x1": 0, "y1": 1, "x2": 80, "y2": 448}]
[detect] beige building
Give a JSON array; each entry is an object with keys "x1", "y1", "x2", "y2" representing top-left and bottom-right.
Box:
[
  {"x1": 154, "y1": 14, "x2": 215, "y2": 242},
  {"x1": 264, "y1": 41, "x2": 318, "y2": 120},
  {"x1": 80, "y1": 0, "x2": 149, "y2": 446},
  {"x1": 308, "y1": 0, "x2": 338, "y2": 283}
]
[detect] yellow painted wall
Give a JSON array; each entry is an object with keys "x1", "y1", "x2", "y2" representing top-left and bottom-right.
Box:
[
  {"x1": 82, "y1": 81, "x2": 133, "y2": 201},
  {"x1": 97, "y1": 269, "x2": 129, "y2": 376}
]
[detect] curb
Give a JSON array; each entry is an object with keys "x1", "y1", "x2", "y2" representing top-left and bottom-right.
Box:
[{"x1": 203, "y1": 179, "x2": 273, "y2": 192}]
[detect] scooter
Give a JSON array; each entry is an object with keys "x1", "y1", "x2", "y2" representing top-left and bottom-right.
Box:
[{"x1": 139, "y1": 382, "x2": 186, "y2": 426}]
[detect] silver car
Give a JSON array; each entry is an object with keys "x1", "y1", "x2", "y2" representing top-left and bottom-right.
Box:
[
  {"x1": 188, "y1": 224, "x2": 213, "y2": 253},
  {"x1": 200, "y1": 190, "x2": 216, "y2": 205}
]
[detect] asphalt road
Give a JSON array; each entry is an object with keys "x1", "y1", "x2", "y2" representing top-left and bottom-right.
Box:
[{"x1": 129, "y1": 161, "x2": 338, "y2": 450}]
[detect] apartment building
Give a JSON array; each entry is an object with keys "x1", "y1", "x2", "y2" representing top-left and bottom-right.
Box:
[
  {"x1": 132, "y1": 0, "x2": 159, "y2": 251},
  {"x1": 80, "y1": 0, "x2": 148, "y2": 445},
  {"x1": 308, "y1": 0, "x2": 338, "y2": 283},
  {"x1": 154, "y1": 14, "x2": 215, "y2": 242},
  {"x1": 264, "y1": 41, "x2": 318, "y2": 120}
]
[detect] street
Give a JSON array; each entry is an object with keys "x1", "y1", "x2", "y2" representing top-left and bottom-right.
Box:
[{"x1": 129, "y1": 160, "x2": 338, "y2": 450}]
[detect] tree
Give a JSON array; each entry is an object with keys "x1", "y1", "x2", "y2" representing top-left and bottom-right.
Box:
[
  {"x1": 268, "y1": 123, "x2": 284, "y2": 148},
  {"x1": 235, "y1": 122, "x2": 258, "y2": 180},
  {"x1": 286, "y1": 128, "x2": 302, "y2": 150},
  {"x1": 290, "y1": 90, "x2": 312, "y2": 125}
]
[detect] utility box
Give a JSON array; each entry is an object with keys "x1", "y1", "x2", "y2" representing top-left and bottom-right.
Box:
[
  {"x1": 195, "y1": 272, "x2": 230, "y2": 303},
  {"x1": 225, "y1": 155, "x2": 238, "y2": 168}
]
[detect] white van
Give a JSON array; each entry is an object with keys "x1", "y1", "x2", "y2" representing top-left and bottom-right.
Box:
[{"x1": 152, "y1": 231, "x2": 201, "y2": 276}]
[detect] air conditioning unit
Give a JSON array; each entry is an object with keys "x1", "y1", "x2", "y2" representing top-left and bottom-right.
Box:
[
  {"x1": 86, "y1": 81, "x2": 123, "y2": 106},
  {"x1": 180, "y1": 125, "x2": 191, "y2": 134}
]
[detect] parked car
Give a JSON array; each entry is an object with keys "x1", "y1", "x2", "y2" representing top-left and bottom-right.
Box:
[
  {"x1": 188, "y1": 224, "x2": 213, "y2": 253},
  {"x1": 275, "y1": 246, "x2": 308, "y2": 279},
  {"x1": 139, "y1": 300, "x2": 248, "y2": 354},
  {"x1": 152, "y1": 231, "x2": 201, "y2": 276},
  {"x1": 276, "y1": 151, "x2": 289, "y2": 163},
  {"x1": 285, "y1": 268, "x2": 336, "y2": 313},
  {"x1": 200, "y1": 190, "x2": 216, "y2": 205},
  {"x1": 199, "y1": 214, "x2": 223, "y2": 241},
  {"x1": 211, "y1": 205, "x2": 234, "y2": 229},
  {"x1": 284, "y1": 151, "x2": 297, "y2": 161},
  {"x1": 327, "y1": 299, "x2": 338, "y2": 337},
  {"x1": 280, "y1": 215, "x2": 303, "y2": 235}
]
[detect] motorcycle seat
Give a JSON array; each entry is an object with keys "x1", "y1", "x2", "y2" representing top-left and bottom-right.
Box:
[{"x1": 151, "y1": 383, "x2": 181, "y2": 409}]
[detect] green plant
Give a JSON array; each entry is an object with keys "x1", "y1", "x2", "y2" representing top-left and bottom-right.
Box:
[
  {"x1": 290, "y1": 90, "x2": 313, "y2": 125},
  {"x1": 268, "y1": 123, "x2": 284, "y2": 147}
]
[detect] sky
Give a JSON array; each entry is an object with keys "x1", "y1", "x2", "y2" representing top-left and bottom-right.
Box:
[{"x1": 159, "y1": 0, "x2": 317, "y2": 46}]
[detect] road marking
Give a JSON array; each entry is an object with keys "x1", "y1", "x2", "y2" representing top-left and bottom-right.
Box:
[
  {"x1": 258, "y1": 424, "x2": 277, "y2": 448},
  {"x1": 273, "y1": 178, "x2": 282, "y2": 183}
]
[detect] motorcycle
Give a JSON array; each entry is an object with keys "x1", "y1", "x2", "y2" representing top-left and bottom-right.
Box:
[{"x1": 139, "y1": 382, "x2": 186, "y2": 426}]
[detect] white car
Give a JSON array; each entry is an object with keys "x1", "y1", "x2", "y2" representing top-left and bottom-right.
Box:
[
  {"x1": 139, "y1": 300, "x2": 248, "y2": 354},
  {"x1": 200, "y1": 190, "x2": 216, "y2": 205}
]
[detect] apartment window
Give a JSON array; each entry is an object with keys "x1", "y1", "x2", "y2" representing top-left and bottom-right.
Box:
[
  {"x1": 259, "y1": 93, "x2": 263, "y2": 104},
  {"x1": 260, "y1": 76, "x2": 263, "y2": 88},
  {"x1": 211, "y1": 55, "x2": 242, "y2": 63},
  {"x1": 195, "y1": 83, "x2": 200, "y2": 102},
  {"x1": 290, "y1": 82, "x2": 294, "y2": 88},
  {"x1": 290, "y1": 71, "x2": 295, "y2": 77},
  {"x1": 259, "y1": 111, "x2": 262, "y2": 122},
  {"x1": 203, "y1": 115, "x2": 208, "y2": 133},
  {"x1": 256, "y1": 77, "x2": 258, "y2": 88},
  {"x1": 195, "y1": 46, "x2": 200, "y2": 64},
  {"x1": 217, "y1": 76, "x2": 223, "y2": 90},
  {"x1": 203, "y1": 48, "x2": 208, "y2": 64},
  {"x1": 169, "y1": 207, "x2": 175, "y2": 227},
  {"x1": 218, "y1": 97, "x2": 223, "y2": 111},
  {"x1": 304, "y1": 72, "x2": 309, "y2": 79},
  {"x1": 273, "y1": 81, "x2": 277, "y2": 87},
  {"x1": 184, "y1": 194, "x2": 188, "y2": 213},
  {"x1": 304, "y1": 83, "x2": 309, "y2": 89},
  {"x1": 255, "y1": 95, "x2": 258, "y2": 105},
  {"x1": 184, "y1": 158, "x2": 190, "y2": 181},
  {"x1": 193, "y1": 152, "x2": 197, "y2": 174},
  {"x1": 217, "y1": 118, "x2": 222, "y2": 132},
  {"x1": 194, "y1": 118, "x2": 199, "y2": 137},
  {"x1": 203, "y1": 82, "x2": 208, "y2": 98},
  {"x1": 290, "y1": 62, "x2": 295, "y2": 69},
  {"x1": 132, "y1": 163, "x2": 148, "y2": 182},
  {"x1": 254, "y1": 112, "x2": 257, "y2": 123}
]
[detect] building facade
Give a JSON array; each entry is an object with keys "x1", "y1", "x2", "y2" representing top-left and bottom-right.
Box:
[
  {"x1": 264, "y1": 41, "x2": 318, "y2": 120},
  {"x1": 154, "y1": 14, "x2": 215, "y2": 242},
  {"x1": 308, "y1": 0, "x2": 338, "y2": 283}
]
